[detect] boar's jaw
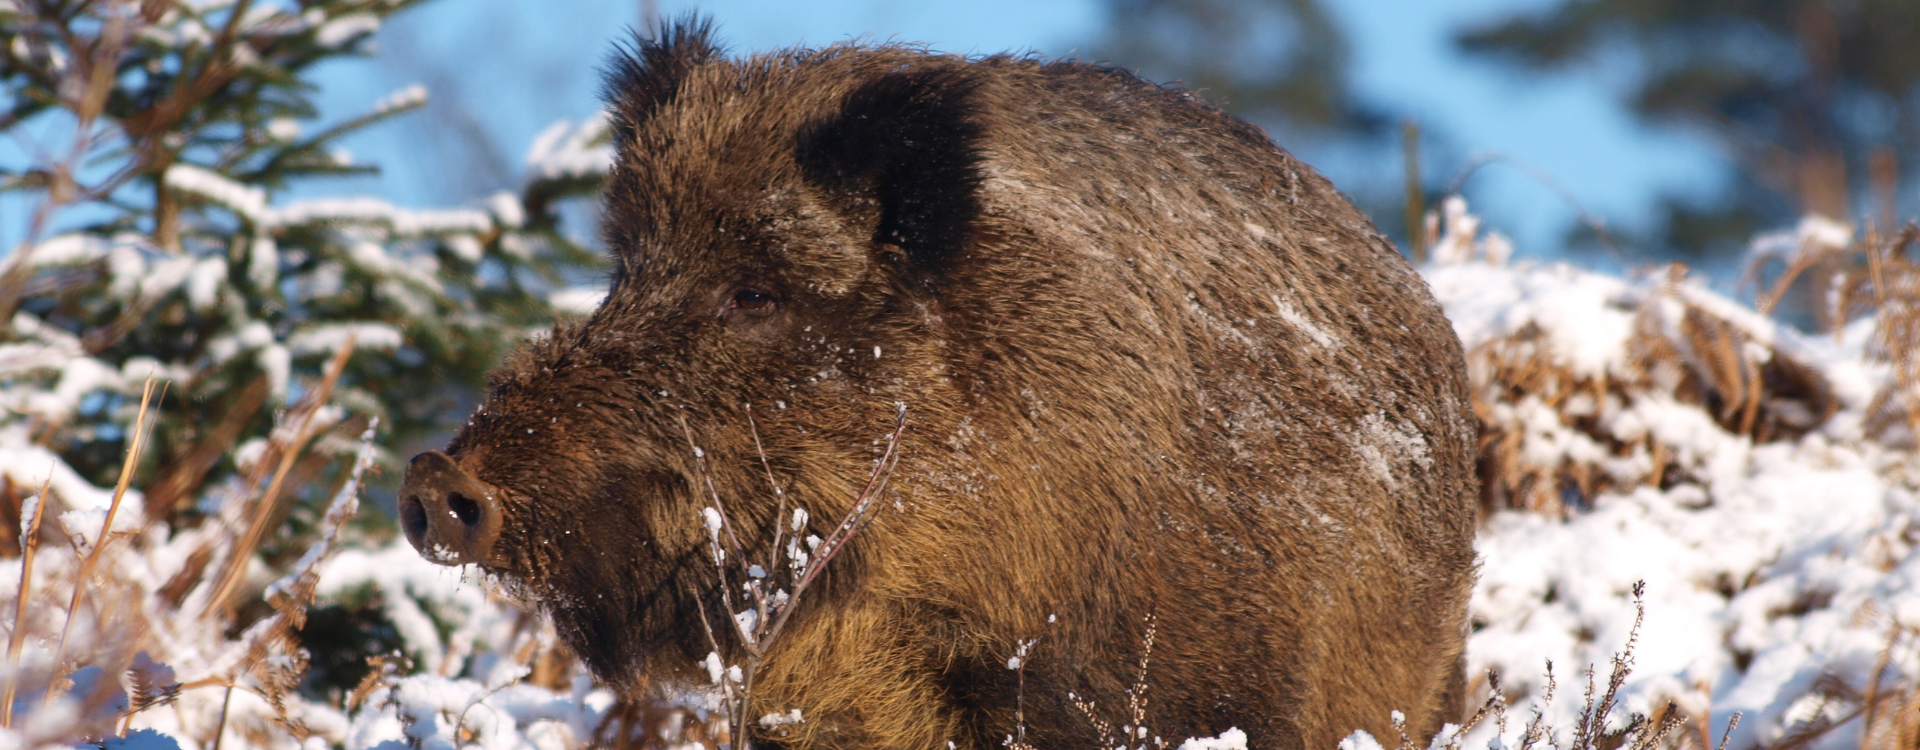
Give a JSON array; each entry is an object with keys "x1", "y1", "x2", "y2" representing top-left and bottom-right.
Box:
[{"x1": 467, "y1": 460, "x2": 711, "y2": 684}]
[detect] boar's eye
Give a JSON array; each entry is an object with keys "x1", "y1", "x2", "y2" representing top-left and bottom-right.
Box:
[{"x1": 726, "y1": 289, "x2": 778, "y2": 318}]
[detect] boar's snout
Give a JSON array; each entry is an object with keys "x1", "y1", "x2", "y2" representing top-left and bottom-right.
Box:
[{"x1": 398, "y1": 450, "x2": 504, "y2": 566}]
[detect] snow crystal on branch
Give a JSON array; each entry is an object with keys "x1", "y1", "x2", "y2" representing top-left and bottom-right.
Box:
[
  {"x1": 525, "y1": 115, "x2": 614, "y2": 182},
  {"x1": 286, "y1": 323, "x2": 404, "y2": 356},
  {"x1": 166, "y1": 166, "x2": 495, "y2": 239},
  {"x1": 372, "y1": 82, "x2": 429, "y2": 114},
  {"x1": 164, "y1": 164, "x2": 269, "y2": 222},
  {"x1": 314, "y1": 13, "x2": 382, "y2": 48}
]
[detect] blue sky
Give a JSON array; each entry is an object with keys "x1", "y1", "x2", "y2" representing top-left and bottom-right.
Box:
[{"x1": 307, "y1": 0, "x2": 1727, "y2": 262}]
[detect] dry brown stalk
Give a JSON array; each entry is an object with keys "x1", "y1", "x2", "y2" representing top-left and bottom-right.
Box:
[
  {"x1": 1865, "y1": 228, "x2": 1920, "y2": 447},
  {"x1": 1470, "y1": 262, "x2": 1841, "y2": 516},
  {"x1": 45, "y1": 376, "x2": 162, "y2": 709},
  {"x1": 145, "y1": 375, "x2": 272, "y2": 519},
  {"x1": 1404, "y1": 120, "x2": 1426, "y2": 262},
  {"x1": 0, "y1": 476, "x2": 53, "y2": 729},
  {"x1": 1857, "y1": 626, "x2": 1900, "y2": 750},
  {"x1": 206, "y1": 335, "x2": 356, "y2": 615}
]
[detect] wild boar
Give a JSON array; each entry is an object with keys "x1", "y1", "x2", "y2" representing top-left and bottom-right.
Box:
[{"x1": 399, "y1": 19, "x2": 1478, "y2": 750}]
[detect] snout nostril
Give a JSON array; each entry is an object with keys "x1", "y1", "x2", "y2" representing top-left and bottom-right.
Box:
[
  {"x1": 448, "y1": 493, "x2": 482, "y2": 528},
  {"x1": 400, "y1": 495, "x2": 428, "y2": 541}
]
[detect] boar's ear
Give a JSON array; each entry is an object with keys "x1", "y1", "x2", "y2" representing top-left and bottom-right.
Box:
[
  {"x1": 600, "y1": 16, "x2": 722, "y2": 149},
  {"x1": 797, "y1": 67, "x2": 986, "y2": 281}
]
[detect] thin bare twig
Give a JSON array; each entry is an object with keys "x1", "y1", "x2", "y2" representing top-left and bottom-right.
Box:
[
  {"x1": 1444, "y1": 151, "x2": 1629, "y2": 267},
  {"x1": 766, "y1": 404, "x2": 907, "y2": 646},
  {"x1": 685, "y1": 403, "x2": 910, "y2": 750}
]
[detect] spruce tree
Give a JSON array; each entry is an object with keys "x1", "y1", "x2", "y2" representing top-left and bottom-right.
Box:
[
  {"x1": 0, "y1": 0, "x2": 608, "y2": 538},
  {"x1": 1458, "y1": 0, "x2": 1920, "y2": 258}
]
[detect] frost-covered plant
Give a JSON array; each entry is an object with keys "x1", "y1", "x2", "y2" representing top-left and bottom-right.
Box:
[
  {"x1": 1746, "y1": 218, "x2": 1920, "y2": 449},
  {"x1": 1425, "y1": 196, "x2": 1841, "y2": 515},
  {"x1": 684, "y1": 405, "x2": 908, "y2": 750},
  {"x1": 1433, "y1": 197, "x2": 1920, "y2": 750}
]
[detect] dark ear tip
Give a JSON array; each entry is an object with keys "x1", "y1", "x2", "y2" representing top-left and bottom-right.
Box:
[
  {"x1": 797, "y1": 63, "x2": 988, "y2": 280},
  {"x1": 599, "y1": 14, "x2": 725, "y2": 148}
]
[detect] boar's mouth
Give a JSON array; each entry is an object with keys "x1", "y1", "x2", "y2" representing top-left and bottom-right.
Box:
[{"x1": 397, "y1": 452, "x2": 711, "y2": 685}]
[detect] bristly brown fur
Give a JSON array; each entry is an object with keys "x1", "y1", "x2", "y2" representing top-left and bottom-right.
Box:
[{"x1": 435, "y1": 18, "x2": 1479, "y2": 750}]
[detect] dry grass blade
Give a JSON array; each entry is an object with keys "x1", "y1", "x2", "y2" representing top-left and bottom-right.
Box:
[
  {"x1": 206, "y1": 335, "x2": 356, "y2": 615},
  {"x1": 1864, "y1": 226, "x2": 1920, "y2": 445},
  {"x1": 45, "y1": 376, "x2": 162, "y2": 707},
  {"x1": 232, "y1": 417, "x2": 382, "y2": 728},
  {"x1": 1857, "y1": 626, "x2": 1901, "y2": 750},
  {"x1": 0, "y1": 476, "x2": 53, "y2": 729}
]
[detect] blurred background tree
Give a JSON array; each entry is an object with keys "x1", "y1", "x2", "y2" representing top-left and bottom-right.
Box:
[
  {"x1": 1458, "y1": 0, "x2": 1920, "y2": 261},
  {"x1": 0, "y1": 0, "x2": 606, "y2": 542},
  {"x1": 1087, "y1": 0, "x2": 1431, "y2": 249},
  {"x1": 1088, "y1": 0, "x2": 1385, "y2": 137}
]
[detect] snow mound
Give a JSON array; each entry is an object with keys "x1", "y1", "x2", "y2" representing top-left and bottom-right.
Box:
[{"x1": 1430, "y1": 200, "x2": 1920, "y2": 750}]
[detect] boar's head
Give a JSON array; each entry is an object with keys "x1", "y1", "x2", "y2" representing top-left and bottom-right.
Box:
[{"x1": 396, "y1": 24, "x2": 986, "y2": 688}]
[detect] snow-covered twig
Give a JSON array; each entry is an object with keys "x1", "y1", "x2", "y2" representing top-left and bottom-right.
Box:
[{"x1": 684, "y1": 403, "x2": 909, "y2": 750}]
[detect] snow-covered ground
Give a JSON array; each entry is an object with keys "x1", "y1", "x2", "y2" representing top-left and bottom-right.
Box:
[
  {"x1": 1, "y1": 202, "x2": 1915, "y2": 750},
  {"x1": 1429, "y1": 202, "x2": 1919, "y2": 750}
]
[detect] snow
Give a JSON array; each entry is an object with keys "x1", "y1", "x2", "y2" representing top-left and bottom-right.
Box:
[
  {"x1": 1425, "y1": 200, "x2": 1920, "y2": 750},
  {"x1": 758, "y1": 709, "x2": 804, "y2": 728},
  {"x1": 1424, "y1": 260, "x2": 1637, "y2": 381},
  {"x1": 524, "y1": 116, "x2": 614, "y2": 182},
  {"x1": 1179, "y1": 727, "x2": 1248, "y2": 750},
  {"x1": 1272, "y1": 293, "x2": 1338, "y2": 348},
  {"x1": 165, "y1": 166, "x2": 495, "y2": 240},
  {"x1": 286, "y1": 322, "x2": 405, "y2": 356},
  {"x1": 0, "y1": 442, "x2": 136, "y2": 521},
  {"x1": 487, "y1": 191, "x2": 527, "y2": 229},
  {"x1": 1748, "y1": 215, "x2": 1854, "y2": 266},
  {"x1": 5, "y1": 159, "x2": 1917, "y2": 750},
  {"x1": 265, "y1": 118, "x2": 302, "y2": 142},
  {"x1": 165, "y1": 164, "x2": 269, "y2": 222},
  {"x1": 314, "y1": 13, "x2": 381, "y2": 48},
  {"x1": 549, "y1": 287, "x2": 606, "y2": 316},
  {"x1": 373, "y1": 84, "x2": 429, "y2": 114},
  {"x1": 1337, "y1": 730, "x2": 1386, "y2": 750}
]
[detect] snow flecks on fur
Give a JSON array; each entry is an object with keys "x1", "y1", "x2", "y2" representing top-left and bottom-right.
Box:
[
  {"x1": 1272, "y1": 293, "x2": 1338, "y2": 348},
  {"x1": 1350, "y1": 412, "x2": 1432, "y2": 489}
]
